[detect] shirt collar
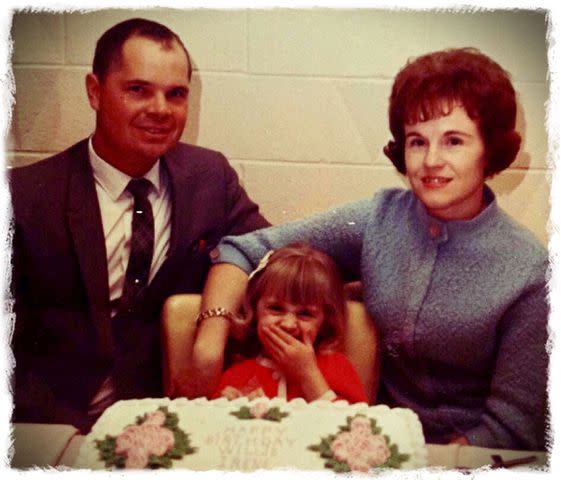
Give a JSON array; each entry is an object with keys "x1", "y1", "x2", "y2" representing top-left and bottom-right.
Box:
[
  {"x1": 88, "y1": 136, "x2": 163, "y2": 201},
  {"x1": 413, "y1": 185, "x2": 499, "y2": 241},
  {"x1": 256, "y1": 355, "x2": 278, "y2": 370}
]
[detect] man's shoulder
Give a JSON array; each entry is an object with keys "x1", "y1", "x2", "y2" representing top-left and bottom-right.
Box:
[
  {"x1": 167, "y1": 142, "x2": 226, "y2": 162},
  {"x1": 9, "y1": 139, "x2": 89, "y2": 185},
  {"x1": 8, "y1": 139, "x2": 89, "y2": 214},
  {"x1": 164, "y1": 143, "x2": 233, "y2": 184}
]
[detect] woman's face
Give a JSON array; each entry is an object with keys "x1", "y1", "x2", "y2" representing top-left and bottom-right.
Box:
[{"x1": 404, "y1": 104, "x2": 487, "y2": 221}]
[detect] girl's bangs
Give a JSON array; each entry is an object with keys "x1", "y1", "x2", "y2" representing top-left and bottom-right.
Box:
[{"x1": 257, "y1": 260, "x2": 333, "y2": 308}]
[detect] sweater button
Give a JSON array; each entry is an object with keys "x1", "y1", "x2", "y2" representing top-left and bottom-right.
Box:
[{"x1": 429, "y1": 223, "x2": 441, "y2": 238}]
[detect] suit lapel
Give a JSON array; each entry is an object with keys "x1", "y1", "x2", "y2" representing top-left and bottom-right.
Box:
[
  {"x1": 66, "y1": 143, "x2": 113, "y2": 357},
  {"x1": 163, "y1": 147, "x2": 198, "y2": 258}
]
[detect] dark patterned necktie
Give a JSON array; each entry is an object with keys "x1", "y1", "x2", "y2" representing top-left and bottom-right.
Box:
[{"x1": 119, "y1": 178, "x2": 154, "y2": 314}]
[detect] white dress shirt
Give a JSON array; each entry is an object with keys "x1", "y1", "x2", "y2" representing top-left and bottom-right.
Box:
[
  {"x1": 87, "y1": 137, "x2": 172, "y2": 415},
  {"x1": 88, "y1": 138, "x2": 172, "y2": 315}
]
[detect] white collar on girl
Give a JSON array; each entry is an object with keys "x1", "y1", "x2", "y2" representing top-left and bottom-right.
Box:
[{"x1": 255, "y1": 355, "x2": 337, "y2": 401}]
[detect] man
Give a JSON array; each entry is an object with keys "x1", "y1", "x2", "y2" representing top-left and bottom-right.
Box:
[{"x1": 9, "y1": 18, "x2": 268, "y2": 432}]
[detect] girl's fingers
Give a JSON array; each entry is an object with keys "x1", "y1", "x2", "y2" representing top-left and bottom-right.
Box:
[
  {"x1": 269, "y1": 325, "x2": 299, "y2": 345},
  {"x1": 266, "y1": 343, "x2": 283, "y2": 361},
  {"x1": 261, "y1": 331, "x2": 282, "y2": 354},
  {"x1": 302, "y1": 330, "x2": 312, "y2": 347},
  {"x1": 262, "y1": 325, "x2": 285, "y2": 348}
]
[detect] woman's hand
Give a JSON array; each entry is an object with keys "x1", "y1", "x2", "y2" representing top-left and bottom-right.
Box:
[{"x1": 261, "y1": 324, "x2": 330, "y2": 401}]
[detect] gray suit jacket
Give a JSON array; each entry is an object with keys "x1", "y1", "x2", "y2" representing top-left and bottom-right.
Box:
[{"x1": 9, "y1": 139, "x2": 268, "y2": 431}]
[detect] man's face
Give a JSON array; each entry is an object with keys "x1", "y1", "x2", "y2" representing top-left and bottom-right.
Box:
[{"x1": 86, "y1": 35, "x2": 190, "y2": 176}]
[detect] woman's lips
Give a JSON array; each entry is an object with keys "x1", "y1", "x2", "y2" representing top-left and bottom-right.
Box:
[{"x1": 421, "y1": 176, "x2": 452, "y2": 188}]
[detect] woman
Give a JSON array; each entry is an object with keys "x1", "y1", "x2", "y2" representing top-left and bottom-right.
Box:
[{"x1": 188, "y1": 48, "x2": 549, "y2": 450}]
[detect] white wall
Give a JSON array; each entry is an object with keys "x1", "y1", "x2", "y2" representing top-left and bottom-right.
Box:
[{"x1": 7, "y1": 8, "x2": 551, "y2": 245}]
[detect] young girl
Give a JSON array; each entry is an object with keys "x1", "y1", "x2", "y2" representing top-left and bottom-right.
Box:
[{"x1": 211, "y1": 243, "x2": 368, "y2": 403}]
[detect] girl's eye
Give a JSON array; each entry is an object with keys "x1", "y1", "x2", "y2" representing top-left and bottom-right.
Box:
[
  {"x1": 299, "y1": 308, "x2": 319, "y2": 318},
  {"x1": 267, "y1": 304, "x2": 284, "y2": 313}
]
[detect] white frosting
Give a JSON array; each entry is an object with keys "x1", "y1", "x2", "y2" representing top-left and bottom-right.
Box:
[{"x1": 75, "y1": 397, "x2": 428, "y2": 471}]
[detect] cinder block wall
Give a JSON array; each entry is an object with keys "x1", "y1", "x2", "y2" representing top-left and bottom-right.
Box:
[{"x1": 8, "y1": 9, "x2": 551, "y2": 245}]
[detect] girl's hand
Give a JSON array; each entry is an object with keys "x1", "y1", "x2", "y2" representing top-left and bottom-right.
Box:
[
  {"x1": 261, "y1": 324, "x2": 316, "y2": 374},
  {"x1": 261, "y1": 324, "x2": 330, "y2": 401}
]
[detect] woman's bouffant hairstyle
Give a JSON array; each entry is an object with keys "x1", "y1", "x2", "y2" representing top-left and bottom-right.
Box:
[
  {"x1": 383, "y1": 47, "x2": 521, "y2": 177},
  {"x1": 244, "y1": 243, "x2": 347, "y2": 351},
  {"x1": 92, "y1": 18, "x2": 193, "y2": 82}
]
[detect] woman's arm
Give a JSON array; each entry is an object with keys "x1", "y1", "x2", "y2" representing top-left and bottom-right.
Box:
[{"x1": 182, "y1": 263, "x2": 249, "y2": 398}]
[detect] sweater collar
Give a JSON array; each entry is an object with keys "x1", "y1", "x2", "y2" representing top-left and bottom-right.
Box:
[{"x1": 413, "y1": 185, "x2": 499, "y2": 243}]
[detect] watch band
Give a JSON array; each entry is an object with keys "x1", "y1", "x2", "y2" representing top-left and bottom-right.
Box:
[{"x1": 196, "y1": 307, "x2": 240, "y2": 326}]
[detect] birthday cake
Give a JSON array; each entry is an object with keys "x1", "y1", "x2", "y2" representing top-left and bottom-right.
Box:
[{"x1": 74, "y1": 397, "x2": 428, "y2": 472}]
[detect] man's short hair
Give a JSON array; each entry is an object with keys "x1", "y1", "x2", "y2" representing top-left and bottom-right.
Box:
[{"x1": 92, "y1": 18, "x2": 193, "y2": 82}]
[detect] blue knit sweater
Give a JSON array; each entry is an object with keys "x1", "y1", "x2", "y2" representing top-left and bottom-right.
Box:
[{"x1": 215, "y1": 187, "x2": 549, "y2": 450}]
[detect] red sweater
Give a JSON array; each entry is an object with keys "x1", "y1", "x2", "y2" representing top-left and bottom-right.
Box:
[{"x1": 212, "y1": 352, "x2": 368, "y2": 404}]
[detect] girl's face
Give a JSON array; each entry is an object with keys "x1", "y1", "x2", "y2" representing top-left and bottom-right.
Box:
[
  {"x1": 256, "y1": 296, "x2": 325, "y2": 349},
  {"x1": 404, "y1": 104, "x2": 487, "y2": 221}
]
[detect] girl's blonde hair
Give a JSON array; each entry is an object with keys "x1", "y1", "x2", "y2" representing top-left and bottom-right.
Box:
[{"x1": 244, "y1": 242, "x2": 347, "y2": 351}]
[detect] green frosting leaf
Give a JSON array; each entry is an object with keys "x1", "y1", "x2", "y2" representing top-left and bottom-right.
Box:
[{"x1": 230, "y1": 404, "x2": 290, "y2": 422}]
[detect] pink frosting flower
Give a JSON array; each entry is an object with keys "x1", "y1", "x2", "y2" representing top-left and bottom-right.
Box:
[
  {"x1": 249, "y1": 401, "x2": 269, "y2": 419},
  {"x1": 140, "y1": 424, "x2": 175, "y2": 457},
  {"x1": 331, "y1": 431, "x2": 354, "y2": 462},
  {"x1": 365, "y1": 434, "x2": 391, "y2": 466},
  {"x1": 124, "y1": 447, "x2": 149, "y2": 469},
  {"x1": 330, "y1": 416, "x2": 391, "y2": 472},
  {"x1": 350, "y1": 415, "x2": 371, "y2": 434},
  {"x1": 114, "y1": 410, "x2": 176, "y2": 468},
  {"x1": 115, "y1": 425, "x2": 143, "y2": 454},
  {"x1": 143, "y1": 410, "x2": 166, "y2": 426},
  {"x1": 347, "y1": 457, "x2": 371, "y2": 472}
]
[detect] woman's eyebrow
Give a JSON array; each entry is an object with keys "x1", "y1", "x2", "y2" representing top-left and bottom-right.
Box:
[
  {"x1": 404, "y1": 131, "x2": 423, "y2": 137},
  {"x1": 443, "y1": 130, "x2": 473, "y2": 138}
]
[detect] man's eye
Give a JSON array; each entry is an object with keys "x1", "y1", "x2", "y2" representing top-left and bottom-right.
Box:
[
  {"x1": 128, "y1": 85, "x2": 145, "y2": 94},
  {"x1": 169, "y1": 88, "x2": 188, "y2": 99},
  {"x1": 267, "y1": 304, "x2": 283, "y2": 313}
]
